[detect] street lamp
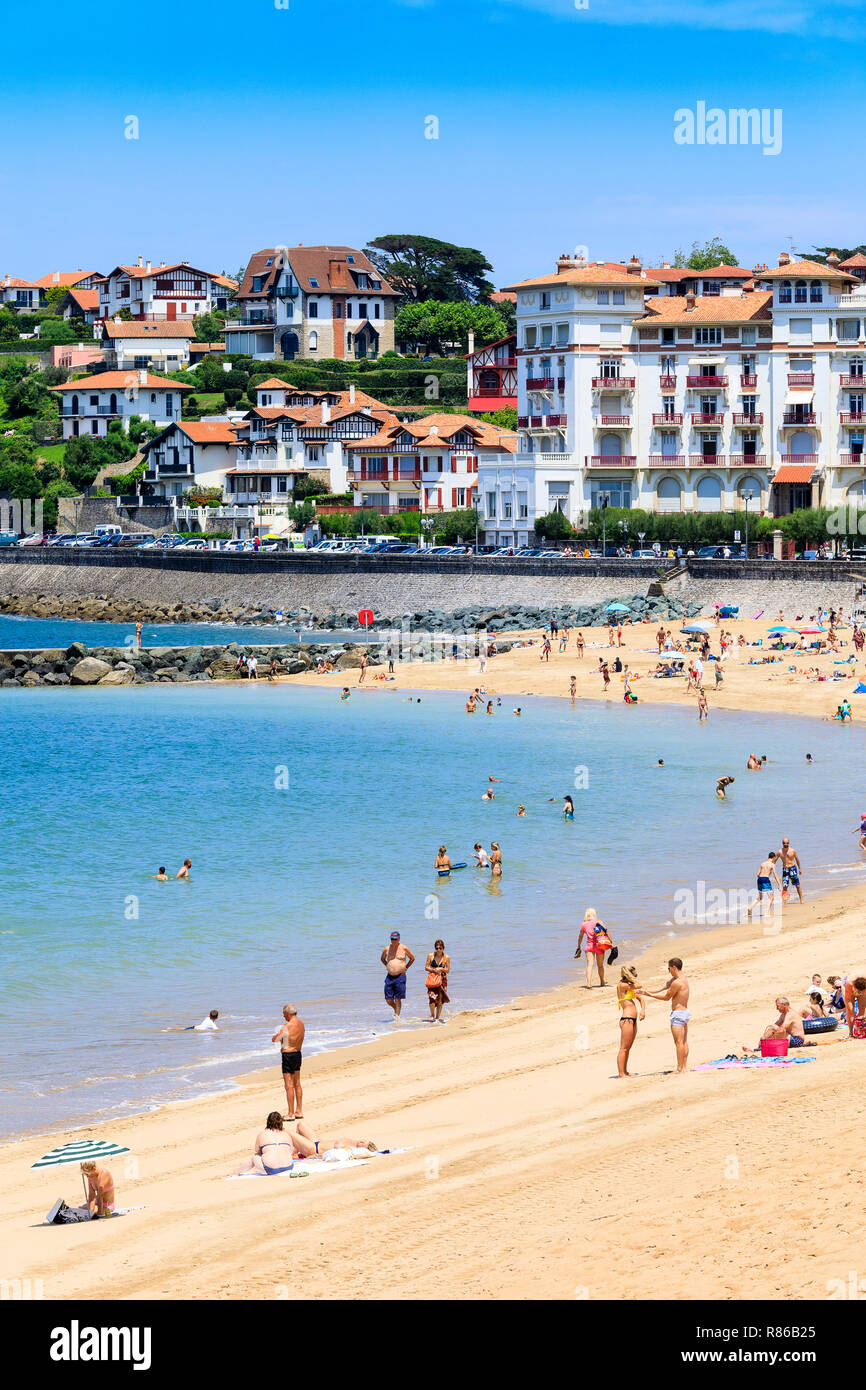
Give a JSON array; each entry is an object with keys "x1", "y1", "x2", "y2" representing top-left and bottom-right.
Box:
[
  {"x1": 600, "y1": 494, "x2": 610, "y2": 555},
  {"x1": 742, "y1": 489, "x2": 756, "y2": 558},
  {"x1": 420, "y1": 515, "x2": 436, "y2": 550}
]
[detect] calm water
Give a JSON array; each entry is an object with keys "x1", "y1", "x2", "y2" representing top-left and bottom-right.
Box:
[
  {"x1": 1, "y1": 684, "x2": 863, "y2": 1140},
  {"x1": 0, "y1": 616, "x2": 374, "y2": 650}
]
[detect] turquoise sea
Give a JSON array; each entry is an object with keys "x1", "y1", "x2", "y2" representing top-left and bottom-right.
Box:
[
  {"x1": 1, "y1": 682, "x2": 863, "y2": 1140},
  {"x1": 0, "y1": 615, "x2": 373, "y2": 650}
]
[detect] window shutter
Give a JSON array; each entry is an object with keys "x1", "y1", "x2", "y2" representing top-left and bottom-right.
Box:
[{"x1": 452, "y1": 488, "x2": 457, "y2": 507}]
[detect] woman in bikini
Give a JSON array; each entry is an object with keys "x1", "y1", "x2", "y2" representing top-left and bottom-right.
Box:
[
  {"x1": 234, "y1": 1111, "x2": 297, "y2": 1176},
  {"x1": 292, "y1": 1120, "x2": 379, "y2": 1159},
  {"x1": 425, "y1": 938, "x2": 451, "y2": 1022},
  {"x1": 489, "y1": 842, "x2": 502, "y2": 876},
  {"x1": 563, "y1": 795, "x2": 575, "y2": 820},
  {"x1": 616, "y1": 966, "x2": 645, "y2": 1078},
  {"x1": 575, "y1": 907, "x2": 609, "y2": 989}
]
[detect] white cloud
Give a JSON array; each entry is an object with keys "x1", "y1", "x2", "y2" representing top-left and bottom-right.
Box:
[{"x1": 492, "y1": 0, "x2": 866, "y2": 37}]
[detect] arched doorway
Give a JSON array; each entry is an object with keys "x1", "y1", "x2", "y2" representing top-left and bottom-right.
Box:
[
  {"x1": 657, "y1": 476, "x2": 682, "y2": 512},
  {"x1": 280, "y1": 331, "x2": 299, "y2": 361},
  {"x1": 599, "y1": 433, "x2": 623, "y2": 458},
  {"x1": 696, "y1": 476, "x2": 723, "y2": 512}
]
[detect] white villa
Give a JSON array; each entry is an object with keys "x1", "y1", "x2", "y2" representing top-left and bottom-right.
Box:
[
  {"x1": 100, "y1": 319, "x2": 195, "y2": 372},
  {"x1": 94, "y1": 259, "x2": 236, "y2": 321},
  {"x1": 478, "y1": 250, "x2": 866, "y2": 546},
  {"x1": 51, "y1": 370, "x2": 191, "y2": 439}
]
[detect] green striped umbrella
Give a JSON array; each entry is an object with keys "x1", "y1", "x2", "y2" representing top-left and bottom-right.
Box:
[{"x1": 31, "y1": 1139, "x2": 130, "y2": 1170}]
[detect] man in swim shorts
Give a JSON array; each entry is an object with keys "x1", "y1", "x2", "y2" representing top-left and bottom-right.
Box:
[
  {"x1": 778, "y1": 837, "x2": 803, "y2": 903},
  {"x1": 747, "y1": 852, "x2": 781, "y2": 919},
  {"x1": 643, "y1": 958, "x2": 690, "y2": 1073},
  {"x1": 750, "y1": 996, "x2": 807, "y2": 1049},
  {"x1": 381, "y1": 931, "x2": 414, "y2": 1021},
  {"x1": 844, "y1": 975, "x2": 866, "y2": 1038},
  {"x1": 272, "y1": 1004, "x2": 306, "y2": 1119}
]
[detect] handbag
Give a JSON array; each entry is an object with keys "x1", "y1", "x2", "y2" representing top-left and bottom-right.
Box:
[
  {"x1": 607, "y1": 946, "x2": 619, "y2": 964},
  {"x1": 426, "y1": 971, "x2": 443, "y2": 989}
]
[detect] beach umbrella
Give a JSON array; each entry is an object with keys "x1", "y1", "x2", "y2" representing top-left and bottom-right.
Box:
[
  {"x1": 767, "y1": 626, "x2": 799, "y2": 634},
  {"x1": 681, "y1": 621, "x2": 712, "y2": 633},
  {"x1": 797, "y1": 626, "x2": 825, "y2": 634},
  {"x1": 31, "y1": 1139, "x2": 130, "y2": 1170},
  {"x1": 606, "y1": 602, "x2": 631, "y2": 613}
]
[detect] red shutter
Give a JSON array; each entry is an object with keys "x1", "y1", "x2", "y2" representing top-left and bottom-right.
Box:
[
  {"x1": 437, "y1": 488, "x2": 442, "y2": 508},
  {"x1": 452, "y1": 488, "x2": 457, "y2": 507}
]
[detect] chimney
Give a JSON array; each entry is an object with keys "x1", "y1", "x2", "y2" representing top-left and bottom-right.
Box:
[
  {"x1": 662, "y1": 262, "x2": 671, "y2": 269},
  {"x1": 556, "y1": 253, "x2": 574, "y2": 274},
  {"x1": 321, "y1": 402, "x2": 330, "y2": 424},
  {"x1": 137, "y1": 255, "x2": 143, "y2": 267},
  {"x1": 627, "y1": 255, "x2": 642, "y2": 276},
  {"x1": 349, "y1": 382, "x2": 355, "y2": 404},
  {"x1": 146, "y1": 261, "x2": 151, "y2": 272},
  {"x1": 429, "y1": 426, "x2": 438, "y2": 435},
  {"x1": 778, "y1": 251, "x2": 790, "y2": 266},
  {"x1": 685, "y1": 292, "x2": 696, "y2": 311},
  {"x1": 827, "y1": 252, "x2": 840, "y2": 268},
  {"x1": 138, "y1": 368, "x2": 147, "y2": 385},
  {"x1": 53, "y1": 270, "x2": 60, "y2": 285},
  {"x1": 467, "y1": 330, "x2": 475, "y2": 355}
]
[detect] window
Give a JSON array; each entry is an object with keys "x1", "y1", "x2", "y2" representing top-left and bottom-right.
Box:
[
  {"x1": 662, "y1": 328, "x2": 675, "y2": 345},
  {"x1": 661, "y1": 396, "x2": 676, "y2": 416},
  {"x1": 89, "y1": 395, "x2": 98, "y2": 406},
  {"x1": 794, "y1": 281, "x2": 807, "y2": 303},
  {"x1": 307, "y1": 447, "x2": 320, "y2": 462},
  {"x1": 556, "y1": 323, "x2": 568, "y2": 345},
  {"x1": 541, "y1": 292, "x2": 551, "y2": 309},
  {"x1": 810, "y1": 281, "x2": 823, "y2": 303},
  {"x1": 346, "y1": 304, "x2": 353, "y2": 318},
  {"x1": 503, "y1": 499, "x2": 512, "y2": 519},
  {"x1": 541, "y1": 325, "x2": 553, "y2": 347},
  {"x1": 612, "y1": 289, "x2": 625, "y2": 305},
  {"x1": 374, "y1": 304, "x2": 380, "y2": 318},
  {"x1": 486, "y1": 491, "x2": 496, "y2": 518},
  {"x1": 778, "y1": 281, "x2": 792, "y2": 304},
  {"x1": 518, "y1": 499, "x2": 528, "y2": 519},
  {"x1": 252, "y1": 276, "x2": 264, "y2": 292},
  {"x1": 741, "y1": 327, "x2": 757, "y2": 345},
  {"x1": 277, "y1": 476, "x2": 288, "y2": 493},
  {"x1": 597, "y1": 290, "x2": 609, "y2": 304},
  {"x1": 789, "y1": 319, "x2": 812, "y2": 341},
  {"x1": 600, "y1": 358, "x2": 620, "y2": 378},
  {"x1": 358, "y1": 303, "x2": 368, "y2": 318},
  {"x1": 309, "y1": 330, "x2": 318, "y2": 351},
  {"x1": 308, "y1": 301, "x2": 318, "y2": 317},
  {"x1": 334, "y1": 303, "x2": 342, "y2": 319},
  {"x1": 281, "y1": 424, "x2": 294, "y2": 440},
  {"x1": 456, "y1": 488, "x2": 466, "y2": 507},
  {"x1": 661, "y1": 356, "x2": 676, "y2": 375},
  {"x1": 165, "y1": 395, "x2": 173, "y2": 413},
  {"x1": 347, "y1": 255, "x2": 355, "y2": 264},
  {"x1": 839, "y1": 319, "x2": 860, "y2": 340},
  {"x1": 696, "y1": 327, "x2": 722, "y2": 344},
  {"x1": 524, "y1": 326, "x2": 537, "y2": 348},
  {"x1": 591, "y1": 480, "x2": 631, "y2": 509},
  {"x1": 309, "y1": 278, "x2": 318, "y2": 287},
  {"x1": 703, "y1": 280, "x2": 721, "y2": 296},
  {"x1": 371, "y1": 280, "x2": 381, "y2": 289}
]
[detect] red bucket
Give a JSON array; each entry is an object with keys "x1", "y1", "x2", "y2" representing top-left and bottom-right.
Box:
[{"x1": 760, "y1": 1037, "x2": 789, "y2": 1058}]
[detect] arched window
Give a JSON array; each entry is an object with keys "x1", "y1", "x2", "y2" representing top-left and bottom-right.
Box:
[
  {"x1": 109, "y1": 393, "x2": 118, "y2": 413},
  {"x1": 794, "y1": 280, "x2": 807, "y2": 303},
  {"x1": 657, "y1": 476, "x2": 682, "y2": 513},
  {"x1": 779, "y1": 280, "x2": 792, "y2": 304},
  {"x1": 308, "y1": 330, "x2": 318, "y2": 351},
  {"x1": 71, "y1": 394, "x2": 79, "y2": 415},
  {"x1": 810, "y1": 280, "x2": 822, "y2": 303},
  {"x1": 696, "y1": 475, "x2": 723, "y2": 511},
  {"x1": 737, "y1": 475, "x2": 763, "y2": 502},
  {"x1": 599, "y1": 433, "x2": 623, "y2": 458}
]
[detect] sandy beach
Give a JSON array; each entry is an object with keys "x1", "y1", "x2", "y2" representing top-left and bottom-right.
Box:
[{"x1": 4, "y1": 609, "x2": 863, "y2": 1302}]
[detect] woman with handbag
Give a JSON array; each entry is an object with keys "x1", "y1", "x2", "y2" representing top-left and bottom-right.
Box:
[
  {"x1": 574, "y1": 908, "x2": 611, "y2": 989},
  {"x1": 425, "y1": 939, "x2": 451, "y2": 1022}
]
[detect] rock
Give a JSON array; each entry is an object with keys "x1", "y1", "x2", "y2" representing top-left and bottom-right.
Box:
[
  {"x1": 1, "y1": 678, "x2": 21, "y2": 687},
  {"x1": 66, "y1": 642, "x2": 88, "y2": 660},
  {"x1": 97, "y1": 667, "x2": 136, "y2": 686},
  {"x1": 69, "y1": 657, "x2": 112, "y2": 685},
  {"x1": 206, "y1": 654, "x2": 240, "y2": 679},
  {"x1": 20, "y1": 670, "x2": 41, "y2": 686}
]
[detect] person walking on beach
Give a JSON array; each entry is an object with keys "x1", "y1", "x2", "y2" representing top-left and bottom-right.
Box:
[
  {"x1": 381, "y1": 931, "x2": 414, "y2": 1021},
  {"x1": 575, "y1": 908, "x2": 609, "y2": 989},
  {"x1": 425, "y1": 939, "x2": 451, "y2": 1022},
  {"x1": 479, "y1": 647, "x2": 487, "y2": 674},
  {"x1": 576, "y1": 632, "x2": 585, "y2": 660},
  {"x1": 844, "y1": 975, "x2": 866, "y2": 1037},
  {"x1": 697, "y1": 690, "x2": 709, "y2": 722},
  {"x1": 779, "y1": 837, "x2": 803, "y2": 903},
  {"x1": 616, "y1": 965, "x2": 645, "y2": 1078},
  {"x1": 748, "y1": 852, "x2": 781, "y2": 919},
  {"x1": 642, "y1": 958, "x2": 690, "y2": 1074},
  {"x1": 387, "y1": 643, "x2": 395, "y2": 674},
  {"x1": 247, "y1": 654, "x2": 258, "y2": 681},
  {"x1": 541, "y1": 636, "x2": 551, "y2": 663},
  {"x1": 358, "y1": 650, "x2": 368, "y2": 684},
  {"x1": 272, "y1": 1005, "x2": 306, "y2": 1120},
  {"x1": 599, "y1": 660, "x2": 611, "y2": 691}
]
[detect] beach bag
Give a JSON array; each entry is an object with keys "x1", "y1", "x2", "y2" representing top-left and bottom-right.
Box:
[
  {"x1": 426, "y1": 971, "x2": 443, "y2": 989},
  {"x1": 594, "y1": 927, "x2": 612, "y2": 950},
  {"x1": 52, "y1": 1201, "x2": 91, "y2": 1224},
  {"x1": 607, "y1": 946, "x2": 619, "y2": 965}
]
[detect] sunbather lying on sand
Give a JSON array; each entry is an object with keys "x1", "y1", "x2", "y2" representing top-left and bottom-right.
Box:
[{"x1": 291, "y1": 1120, "x2": 379, "y2": 1160}]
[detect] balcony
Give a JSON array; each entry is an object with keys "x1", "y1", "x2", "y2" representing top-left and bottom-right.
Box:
[
  {"x1": 740, "y1": 374, "x2": 758, "y2": 389},
  {"x1": 659, "y1": 375, "x2": 676, "y2": 389},
  {"x1": 686, "y1": 374, "x2": 728, "y2": 388},
  {"x1": 781, "y1": 410, "x2": 818, "y2": 425},
  {"x1": 587, "y1": 456, "x2": 636, "y2": 468},
  {"x1": 230, "y1": 317, "x2": 276, "y2": 329},
  {"x1": 350, "y1": 465, "x2": 422, "y2": 484},
  {"x1": 840, "y1": 454, "x2": 866, "y2": 466},
  {"x1": 647, "y1": 455, "x2": 685, "y2": 466},
  {"x1": 275, "y1": 283, "x2": 299, "y2": 299},
  {"x1": 840, "y1": 374, "x2": 866, "y2": 387},
  {"x1": 840, "y1": 412, "x2": 866, "y2": 425},
  {"x1": 734, "y1": 412, "x2": 763, "y2": 426},
  {"x1": 517, "y1": 414, "x2": 567, "y2": 428},
  {"x1": 788, "y1": 372, "x2": 814, "y2": 387},
  {"x1": 729, "y1": 455, "x2": 766, "y2": 467},
  {"x1": 599, "y1": 415, "x2": 631, "y2": 426},
  {"x1": 526, "y1": 377, "x2": 554, "y2": 390},
  {"x1": 779, "y1": 454, "x2": 819, "y2": 463},
  {"x1": 690, "y1": 412, "x2": 725, "y2": 426},
  {"x1": 592, "y1": 376, "x2": 634, "y2": 390},
  {"x1": 653, "y1": 413, "x2": 682, "y2": 426},
  {"x1": 689, "y1": 455, "x2": 727, "y2": 467}
]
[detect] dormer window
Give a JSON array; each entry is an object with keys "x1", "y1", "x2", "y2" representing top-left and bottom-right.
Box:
[
  {"x1": 309, "y1": 278, "x2": 319, "y2": 288},
  {"x1": 252, "y1": 276, "x2": 265, "y2": 293},
  {"x1": 541, "y1": 291, "x2": 551, "y2": 309},
  {"x1": 347, "y1": 255, "x2": 355, "y2": 264},
  {"x1": 265, "y1": 258, "x2": 274, "y2": 266}
]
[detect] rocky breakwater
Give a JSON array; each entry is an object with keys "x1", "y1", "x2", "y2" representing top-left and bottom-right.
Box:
[
  {"x1": 0, "y1": 640, "x2": 378, "y2": 689},
  {"x1": 356, "y1": 589, "x2": 704, "y2": 637}
]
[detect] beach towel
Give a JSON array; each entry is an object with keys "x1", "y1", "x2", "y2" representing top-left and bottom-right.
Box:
[
  {"x1": 694, "y1": 1056, "x2": 815, "y2": 1071},
  {"x1": 854, "y1": 683, "x2": 866, "y2": 694},
  {"x1": 227, "y1": 1147, "x2": 413, "y2": 1180}
]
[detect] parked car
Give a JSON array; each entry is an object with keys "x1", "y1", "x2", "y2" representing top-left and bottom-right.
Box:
[{"x1": 0, "y1": 530, "x2": 18, "y2": 547}]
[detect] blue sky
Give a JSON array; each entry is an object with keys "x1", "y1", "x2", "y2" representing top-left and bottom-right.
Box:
[{"x1": 2, "y1": 0, "x2": 864, "y2": 285}]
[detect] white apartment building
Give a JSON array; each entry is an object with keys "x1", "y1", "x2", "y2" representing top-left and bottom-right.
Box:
[
  {"x1": 51, "y1": 370, "x2": 191, "y2": 439},
  {"x1": 94, "y1": 259, "x2": 236, "y2": 321},
  {"x1": 479, "y1": 250, "x2": 866, "y2": 543},
  {"x1": 224, "y1": 246, "x2": 398, "y2": 361},
  {"x1": 348, "y1": 413, "x2": 515, "y2": 515}
]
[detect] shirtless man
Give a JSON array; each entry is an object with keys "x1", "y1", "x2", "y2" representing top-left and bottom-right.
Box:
[
  {"x1": 643, "y1": 957, "x2": 690, "y2": 1073},
  {"x1": 778, "y1": 837, "x2": 803, "y2": 904},
  {"x1": 81, "y1": 1161, "x2": 116, "y2": 1218},
  {"x1": 844, "y1": 975, "x2": 866, "y2": 1038},
  {"x1": 154, "y1": 866, "x2": 169, "y2": 881},
  {"x1": 381, "y1": 931, "x2": 414, "y2": 1021},
  {"x1": 747, "y1": 996, "x2": 807, "y2": 1050},
  {"x1": 176, "y1": 858, "x2": 192, "y2": 879},
  {"x1": 272, "y1": 1004, "x2": 306, "y2": 1119},
  {"x1": 747, "y1": 852, "x2": 781, "y2": 919}
]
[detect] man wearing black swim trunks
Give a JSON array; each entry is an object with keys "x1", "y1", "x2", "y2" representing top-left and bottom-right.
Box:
[{"x1": 272, "y1": 1004, "x2": 306, "y2": 1120}]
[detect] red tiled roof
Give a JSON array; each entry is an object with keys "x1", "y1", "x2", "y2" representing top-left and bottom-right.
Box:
[
  {"x1": 177, "y1": 421, "x2": 239, "y2": 444},
  {"x1": 62, "y1": 288, "x2": 99, "y2": 311},
  {"x1": 636, "y1": 291, "x2": 773, "y2": 325},
  {"x1": 102, "y1": 320, "x2": 195, "y2": 339},
  {"x1": 34, "y1": 270, "x2": 99, "y2": 289},
  {"x1": 759, "y1": 258, "x2": 857, "y2": 282},
  {"x1": 51, "y1": 371, "x2": 193, "y2": 391},
  {"x1": 773, "y1": 465, "x2": 815, "y2": 483},
  {"x1": 237, "y1": 246, "x2": 398, "y2": 299}
]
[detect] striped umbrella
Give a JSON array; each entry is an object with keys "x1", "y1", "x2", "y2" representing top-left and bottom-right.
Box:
[{"x1": 31, "y1": 1139, "x2": 130, "y2": 1170}]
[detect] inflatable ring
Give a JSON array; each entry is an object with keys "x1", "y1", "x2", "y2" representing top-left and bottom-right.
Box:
[{"x1": 803, "y1": 1016, "x2": 838, "y2": 1034}]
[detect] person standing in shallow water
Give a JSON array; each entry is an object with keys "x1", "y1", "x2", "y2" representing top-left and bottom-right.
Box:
[{"x1": 425, "y1": 939, "x2": 450, "y2": 1022}]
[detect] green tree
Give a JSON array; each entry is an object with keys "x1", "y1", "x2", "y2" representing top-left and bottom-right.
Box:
[
  {"x1": 534, "y1": 510, "x2": 574, "y2": 541},
  {"x1": 42, "y1": 479, "x2": 78, "y2": 527},
  {"x1": 395, "y1": 299, "x2": 507, "y2": 353},
  {"x1": 193, "y1": 311, "x2": 225, "y2": 343},
  {"x1": 364, "y1": 235, "x2": 495, "y2": 302},
  {"x1": 809, "y1": 245, "x2": 866, "y2": 265},
  {"x1": 0, "y1": 460, "x2": 41, "y2": 498},
  {"x1": 672, "y1": 238, "x2": 739, "y2": 270},
  {"x1": 42, "y1": 287, "x2": 68, "y2": 314},
  {"x1": 480, "y1": 407, "x2": 518, "y2": 430}
]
